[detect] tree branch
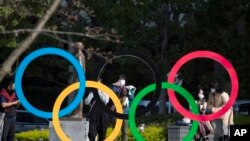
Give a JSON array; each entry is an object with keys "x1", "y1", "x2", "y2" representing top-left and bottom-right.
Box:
[
  {"x1": 9, "y1": 58, "x2": 19, "y2": 76},
  {"x1": 0, "y1": 28, "x2": 123, "y2": 43},
  {"x1": 0, "y1": 0, "x2": 61, "y2": 81}
]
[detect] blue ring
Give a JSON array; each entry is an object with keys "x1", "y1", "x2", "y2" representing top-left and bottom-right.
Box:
[{"x1": 15, "y1": 47, "x2": 86, "y2": 119}]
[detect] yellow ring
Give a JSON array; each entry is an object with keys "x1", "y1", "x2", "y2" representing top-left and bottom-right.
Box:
[{"x1": 52, "y1": 81, "x2": 123, "y2": 141}]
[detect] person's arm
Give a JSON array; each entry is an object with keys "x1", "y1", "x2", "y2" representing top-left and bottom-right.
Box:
[
  {"x1": 1, "y1": 100, "x2": 19, "y2": 109},
  {"x1": 14, "y1": 94, "x2": 21, "y2": 107},
  {"x1": 213, "y1": 92, "x2": 229, "y2": 112},
  {"x1": 123, "y1": 97, "x2": 129, "y2": 107},
  {"x1": 221, "y1": 92, "x2": 229, "y2": 105},
  {"x1": 207, "y1": 93, "x2": 216, "y2": 112},
  {"x1": 209, "y1": 92, "x2": 229, "y2": 113},
  {"x1": 110, "y1": 85, "x2": 120, "y2": 94},
  {"x1": 15, "y1": 100, "x2": 20, "y2": 108},
  {"x1": 98, "y1": 90, "x2": 109, "y2": 105},
  {"x1": 84, "y1": 92, "x2": 93, "y2": 105}
]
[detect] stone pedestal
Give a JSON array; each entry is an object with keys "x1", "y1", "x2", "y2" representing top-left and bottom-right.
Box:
[
  {"x1": 49, "y1": 118, "x2": 89, "y2": 141},
  {"x1": 168, "y1": 125, "x2": 214, "y2": 141},
  {"x1": 168, "y1": 125, "x2": 191, "y2": 141}
]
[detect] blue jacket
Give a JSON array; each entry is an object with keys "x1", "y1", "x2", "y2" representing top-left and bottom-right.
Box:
[{"x1": 110, "y1": 85, "x2": 130, "y2": 114}]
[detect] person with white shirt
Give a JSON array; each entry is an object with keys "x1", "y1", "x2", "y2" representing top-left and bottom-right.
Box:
[{"x1": 85, "y1": 78, "x2": 109, "y2": 141}]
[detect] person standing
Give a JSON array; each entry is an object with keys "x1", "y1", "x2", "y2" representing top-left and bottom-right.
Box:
[
  {"x1": 207, "y1": 81, "x2": 233, "y2": 141},
  {"x1": 194, "y1": 87, "x2": 213, "y2": 141},
  {"x1": 85, "y1": 78, "x2": 110, "y2": 141},
  {"x1": 110, "y1": 74, "x2": 131, "y2": 141},
  {"x1": 0, "y1": 80, "x2": 20, "y2": 141}
]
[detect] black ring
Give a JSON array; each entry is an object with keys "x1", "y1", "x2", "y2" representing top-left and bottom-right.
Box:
[{"x1": 92, "y1": 49, "x2": 161, "y2": 119}]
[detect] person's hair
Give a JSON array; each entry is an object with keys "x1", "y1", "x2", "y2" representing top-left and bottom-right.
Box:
[
  {"x1": 2, "y1": 78, "x2": 14, "y2": 89},
  {"x1": 195, "y1": 85, "x2": 206, "y2": 100},
  {"x1": 197, "y1": 84, "x2": 203, "y2": 91},
  {"x1": 119, "y1": 74, "x2": 126, "y2": 80},
  {"x1": 215, "y1": 85, "x2": 223, "y2": 93},
  {"x1": 210, "y1": 80, "x2": 223, "y2": 94}
]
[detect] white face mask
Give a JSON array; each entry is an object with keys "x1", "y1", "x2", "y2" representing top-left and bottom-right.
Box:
[
  {"x1": 120, "y1": 80, "x2": 126, "y2": 86},
  {"x1": 198, "y1": 93, "x2": 204, "y2": 100},
  {"x1": 198, "y1": 90, "x2": 204, "y2": 99},
  {"x1": 211, "y1": 88, "x2": 216, "y2": 93}
]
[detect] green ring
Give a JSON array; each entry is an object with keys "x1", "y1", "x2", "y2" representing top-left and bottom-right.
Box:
[{"x1": 129, "y1": 82, "x2": 199, "y2": 141}]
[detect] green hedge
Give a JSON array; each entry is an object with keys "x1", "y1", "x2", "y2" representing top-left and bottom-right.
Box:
[
  {"x1": 234, "y1": 115, "x2": 250, "y2": 124},
  {"x1": 106, "y1": 114, "x2": 181, "y2": 141},
  {"x1": 14, "y1": 115, "x2": 250, "y2": 141},
  {"x1": 106, "y1": 124, "x2": 166, "y2": 141},
  {"x1": 15, "y1": 129, "x2": 49, "y2": 141}
]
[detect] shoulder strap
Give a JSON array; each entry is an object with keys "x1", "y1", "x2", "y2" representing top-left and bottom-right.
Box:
[
  {"x1": 87, "y1": 100, "x2": 96, "y2": 120},
  {"x1": 213, "y1": 93, "x2": 216, "y2": 107}
]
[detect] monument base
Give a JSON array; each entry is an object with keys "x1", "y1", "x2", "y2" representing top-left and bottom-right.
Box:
[
  {"x1": 168, "y1": 125, "x2": 214, "y2": 141},
  {"x1": 49, "y1": 118, "x2": 89, "y2": 141}
]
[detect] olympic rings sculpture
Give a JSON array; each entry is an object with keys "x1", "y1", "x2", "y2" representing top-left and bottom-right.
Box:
[
  {"x1": 129, "y1": 82, "x2": 199, "y2": 141},
  {"x1": 52, "y1": 81, "x2": 123, "y2": 141},
  {"x1": 14, "y1": 47, "x2": 239, "y2": 141},
  {"x1": 93, "y1": 50, "x2": 162, "y2": 119}
]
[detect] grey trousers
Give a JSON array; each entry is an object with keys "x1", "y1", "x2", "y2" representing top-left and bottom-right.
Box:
[
  {"x1": 211, "y1": 119, "x2": 229, "y2": 141},
  {"x1": 2, "y1": 117, "x2": 15, "y2": 141}
]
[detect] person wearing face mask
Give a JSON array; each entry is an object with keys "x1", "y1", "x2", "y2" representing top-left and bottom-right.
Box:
[
  {"x1": 0, "y1": 79, "x2": 20, "y2": 141},
  {"x1": 111, "y1": 75, "x2": 128, "y2": 110},
  {"x1": 109, "y1": 74, "x2": 131, "y2": 141},
  {"x1": 207, "y1": 81, "x2": 233, "y2": 141},
  {"x1": 197, "y1": 89, "x2": 207, "y2": 114},
  {"x1": 194, "y1": 87, "x2": 213, "y2": 141}
]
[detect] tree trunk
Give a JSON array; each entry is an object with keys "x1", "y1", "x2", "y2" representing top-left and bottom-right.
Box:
[
  {"x1": 158, "y1": 4, "x2": 170, "y2": 114},
  {"x1": 158, "y1": 89, "x2": 166, "y2": 114}
]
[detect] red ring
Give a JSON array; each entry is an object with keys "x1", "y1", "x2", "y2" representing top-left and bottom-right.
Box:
[{"x1": 167, "y1": 51, "x2": 238, "y2": 121}]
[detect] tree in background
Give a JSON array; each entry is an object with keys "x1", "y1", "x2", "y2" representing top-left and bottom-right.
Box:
[{"x1": 0, "y1": 0, "x2": 250, "y2": 114}]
